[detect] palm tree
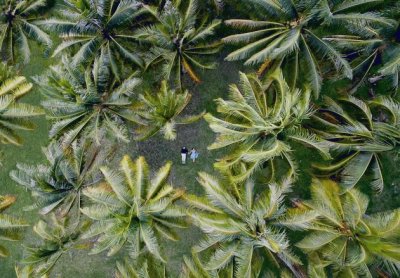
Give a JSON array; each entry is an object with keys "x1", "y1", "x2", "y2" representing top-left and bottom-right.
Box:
[
  {"x1": 326, "y1": 1, "x2": 400, "y2": 92},
  {"x1": 115, "y1": 254, "x2": 167, "y2": 278},
  {"x1": 0, "y1": 195, "x2": 28, "y2": 257},
  {"x1": 149, "y1": 0, "x2": 224, "y2": 13},
  {"x1": 136, "y1": 0, "x2": 221, "y2": 88},
  {"x1": 223, "y1": 0, "x2": 395, "y2": 96},
  {"x1": 81, "y1": 155, "x2": 186, "y2": 260},
  {"x1": 0, "y1": 0, "x2": 52, "y2": 64},
  {"x1": 184, "y1": 173, "x2": 316, "y2": 277},
  {"x1": 186, "y1": 0, "x2": 224, "y2": 12},
  {"x1": 21, "y1": 215, "x2": 85, "y2": 276},
  {"x1": 181, "y1": 251, "x2": 216, "y2": 278},
  {"x1": 312, "y1": 95, "x2": 400, "y2": 192},
  {"x1": 205, "y1": 70, "x2": 331, "y2": 182},
  {"x1": 294, "y1": 179, "x2": 400, "y2": 277},
  {"x1": 134, "y1": 80, "x2": 204, "y2": 140},
  {"x1": 181, "y1": 251, "x2": 257, "y2": 278},
  {"x1": 0, "y1": 64, "x2": 43, "y2": 145},
  {"x1": 208, "y1": 0, "x2": 224, "y2": 11},
  {"x1": 10, "y1": 139, "x2": 113, "y2": 224},
  {"x1": 39, "y1": 0, "x2": 154, "y2": 78},
  {"x1": 36, "y1": 56, "x2": 142, "y2": 146}
]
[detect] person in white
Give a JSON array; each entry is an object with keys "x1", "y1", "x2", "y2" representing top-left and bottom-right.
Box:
[{"x1": 189, "y1": 148, "x2": 199, "y2": 163}]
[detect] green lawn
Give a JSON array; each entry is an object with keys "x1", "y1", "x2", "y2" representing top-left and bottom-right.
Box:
[{"x1": 1, "y1": 46, "x2": 400, "y2": 277}]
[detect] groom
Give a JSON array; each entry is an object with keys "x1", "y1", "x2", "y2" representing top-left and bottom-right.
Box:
[{"x1": 181, "y1": 147, "x2": 189, "y2": 164}]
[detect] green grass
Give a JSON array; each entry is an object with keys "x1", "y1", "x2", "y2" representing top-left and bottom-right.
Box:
[{"x1": 1, "y1": 45, "x2": 400, "y2": 277}]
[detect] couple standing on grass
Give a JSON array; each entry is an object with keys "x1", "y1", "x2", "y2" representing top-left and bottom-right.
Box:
[{"x1": 181, "y1": 146, "x2": 199, "y2": 164}]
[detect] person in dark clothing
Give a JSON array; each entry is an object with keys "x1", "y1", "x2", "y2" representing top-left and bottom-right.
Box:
[{"x1": 181, "y1": 147, "x2": 189, "y2": 164}]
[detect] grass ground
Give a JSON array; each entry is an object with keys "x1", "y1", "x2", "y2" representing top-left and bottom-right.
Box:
[{"x1": 1, "y1": 47, "x2": 400, "y2": 277}]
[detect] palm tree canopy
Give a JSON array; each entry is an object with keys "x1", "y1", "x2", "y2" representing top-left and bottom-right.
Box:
[
  {"x1": 181, "y1": 251, "x2": 217, "y2": 278},
  {"x1": 327, "y1": 2, "x2": 400, "y2": 91},
  {"x1": 21, "y1": 214, "x2": 85, "y2": 276},
  {"x1": 36, "y1": 56, "x2": 142, "y2": 146},
  {"x1": 0, "y1": 195, "x2": 28, "y2": 258},
  {"x1": 39, "y1": 0, "x2": 155, "y2": 78},
  {"x1": 223, "y1": 0, "x2": 396, "y2": 96},
  {"x1": 205, "y1": 70, "x2": 331, "y2": 182},
  {"x1": 81, "y1": 155, "x2": 186, "y2": 260},
  {"x1": 184, "y1": 173, "x2": 317, "y2": 277},
  {"x1": 115, "y1": 254, "x2": 167, "y2": 278},
  {"x1": 312, "y1": 95, "x2": 400, "y2": 192},
  {"x1": 136, "y1": 0, "x2": 221, "y2": 87},
  {"x1": 10, "y1": 139, "x2": 113, "y2": 224},
  {"x1": 0, "y1": 64, "x2": 43, "y2": 145},
  {"x1": 134, "y1": 80, "x2": 204, "y2": 140},
  {"x1": 295, "y1": 179, "x2": 400, "y2": 277},
  {"x1": 0, "y1": 0, "x2": 52, "y2": 64}
]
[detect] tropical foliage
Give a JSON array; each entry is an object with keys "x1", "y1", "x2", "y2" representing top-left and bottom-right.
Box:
[
  {"x1": 10, "y1": 139, "x2": 113, "y2": 223},
  {"x1": 295, "y1": 179, "x2": 400, "y2": 277},
  {"x1": 115, "y1": 254, "x2": 167, "y2": 278},
  {"x1": 137, "y1": 0, "x2": 221, "y2": 87},
  {"x1": 0, "y1": 64, "x2": 42, "y2": 145},
  {"x1": 81, "y1": 155, "x2": 186, "y2": 259},
  {"x1": 1, "y1": 0, "x2": 400, "y2": 277},
  {"x1": 40, "y1": 0, "x2": 153, "y2": 78},
  {"x1": 223, "y1": 0, "x2": 395, "y2": 96},
  {"x1": 20, "y1": 215, "x2": 85, "y2": 276},
  {"x1": 0, "y1": 0, "x2": 52, "y2": 64},
  {"x1": 312, "y1": 95, "x2": 400, "y2": 192},
  {"x1": 134, "y1": 80, "x2": 204, "y2": 140},
  {"x1": 0, "y1": 195, "x2": 28, "y2": 257},
  {"x1": 331, "y1": 1, "x2": 400, "y2": 91},
  {"x1": 184, "y1": 174, "x2": 315, "y2": 277},
  {"x1": 36, "y1": 57, "x2": 142, "y2": 146},
  {"x1": 181, "y1": 251, "x2": 216, "y2": 278},
  {"x1": 205, "y1": 70, "x2": 330, "y2": 182}
]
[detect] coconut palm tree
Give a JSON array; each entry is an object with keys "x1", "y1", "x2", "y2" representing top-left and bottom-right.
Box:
[
  {"x1": 187, "y1": 0, "x2": 224, "y2": 12},
  {"x1": 134, "y1": 80, "x2": 204, "y2": 140},
  {"x1": 39, "y1": 0, "x2": 154, "y2": 78},
  {"x1": 21, "y1": 214, "x2": 85, "y2": 276},
  {"x1": 184, "y1": 173, "x2": 317, "y2": 277},
  {"x1": 0, "y1": 64, "x2": 43, "y2": 145},
  {"x1": 294, "y1": 179, "x2": 400, "y2": 277},
  {"x1": 0, "y1": 195, "x2": 28, "y2": 257},
  {"x1": 136, "y1": 0, "x2": 221, "y2": 88},
  {"x1": 209, "y1": 0, "x2": 224, "y2": 11},
  {"x1": 0, "y1": 0, "x2": 52, "y2": 64},
  {"x1": 15, "y1": 265, "x2": 34, "y2": 278},
  {"x1": 223, "y1": 0, "x2": 395, "y2": 96},
  {"x1": 378, "y1": 25, "x2": 400, "y2": 90},
  {"x1": 115, "y1": 254, "x2": 167, "y2": 278},
  {"x1": 205, "y1": 70, "x2": 331, "y2": 182},
  {"x1": 181, "y1": 251, "x2": 257, "y2": 278},
  {"x1": 10, "y1": 138, "x2": 114, "y2": 225},
  {"x1": 312, "y1": 95, "x2": 400, "y2": 192},
  {"x1": 81, "y1": 155, "x2": 186, "y2": 260},
  {"x1": 149, "y1": 0, "x2": 224, "y2": 13},
  {"x1": 181, "y1": 251, "x2": 217, "y2": 278},
  {"x1": 181, "y1": 251, "x2": 295, "y2": 278},
  {"x1": 36, "y1": 56, "x2": 142, "y2": 146},
  {"x1": 326, "y1": 1, "x2": 400, "y2": 92}
]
